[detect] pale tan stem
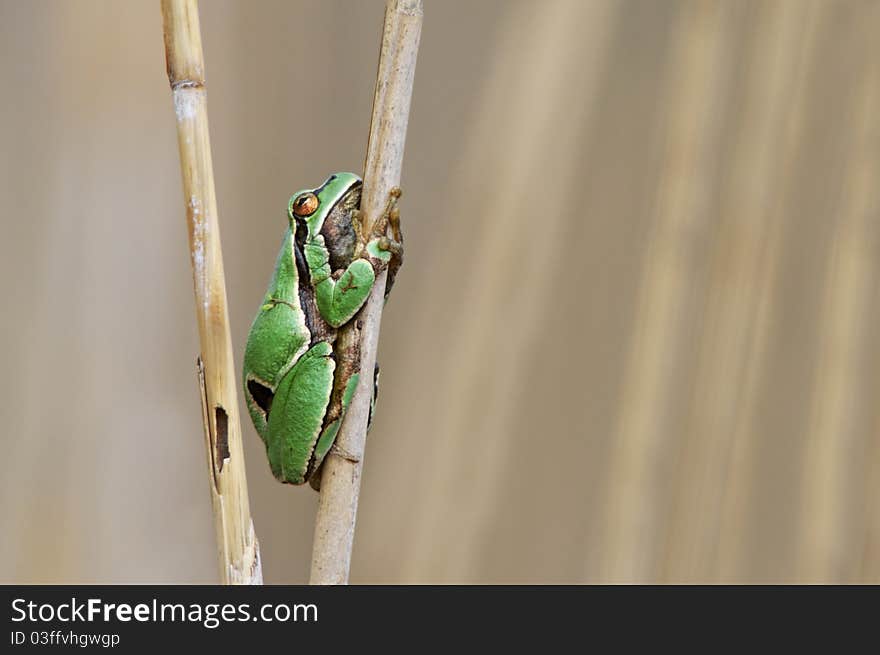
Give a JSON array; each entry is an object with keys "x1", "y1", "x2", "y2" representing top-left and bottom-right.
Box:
[
  {"x1": 310, "y1": 0, "x2": 422, "y2": 585},
  {"x1": 161, "y1": 0, "x2": 262, "y2": 585}
]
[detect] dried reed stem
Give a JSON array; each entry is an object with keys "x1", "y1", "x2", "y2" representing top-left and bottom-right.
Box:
[
  {"x1": 310, "y1": 0, "x2": 422, "y2": 585},
  {"x1": 161, "y1": 0, "x2": 262, "y2": 584}
]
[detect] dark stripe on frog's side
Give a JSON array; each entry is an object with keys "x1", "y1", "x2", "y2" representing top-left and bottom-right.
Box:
[{"x1": 293, "y1": 236, "x2": 336, "y2": 346}]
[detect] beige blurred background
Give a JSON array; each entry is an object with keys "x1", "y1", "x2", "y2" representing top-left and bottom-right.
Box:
[{"x1": 1, "y1": 0, "x2": 878, "y2": 583}]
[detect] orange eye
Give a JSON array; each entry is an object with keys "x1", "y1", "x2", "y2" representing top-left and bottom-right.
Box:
[{"x1": 291, "y1": 192, "x2": 319, "y2": 217}]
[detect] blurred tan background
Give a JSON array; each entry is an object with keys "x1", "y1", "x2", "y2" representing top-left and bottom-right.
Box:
[{"x1": 1, "y1": 0, "x2": 878, "y2": 583}]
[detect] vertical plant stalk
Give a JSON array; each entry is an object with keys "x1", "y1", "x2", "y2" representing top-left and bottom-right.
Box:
[
  {"x1": 310, "y1": 0, "x2": 422, "y2": 585},
  {"x1": 161, "y1": 0, "x2": 262, "y2": 585}
]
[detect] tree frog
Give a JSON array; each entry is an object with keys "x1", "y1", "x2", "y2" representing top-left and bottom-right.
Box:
[{"x1": 242, "y1": 172, "x2": 402, "y2": 487}]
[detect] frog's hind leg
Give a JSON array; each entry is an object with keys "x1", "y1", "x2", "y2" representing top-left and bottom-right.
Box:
[
  {"x1": 266, "y1": 341, "x2": 335, "y2": 484},
  {"x1": 308, "y1": 325, "x2": 364, "y2": 491},
  {"x1": 308, "y1": 361, "x2": 382, "y2": 492}
]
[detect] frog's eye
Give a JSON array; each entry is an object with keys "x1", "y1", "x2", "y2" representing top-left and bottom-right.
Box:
[{"x1": 291, "y1": 192, "x2": 319, "y2": 218}]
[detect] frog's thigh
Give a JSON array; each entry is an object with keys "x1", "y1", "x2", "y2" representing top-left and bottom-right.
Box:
[
  {"x1": 311, "y1": 370, "x2": 361, "y2": 474},
  {"x1": 266, "y1": 341, "x2": 335, "y2": 484}
]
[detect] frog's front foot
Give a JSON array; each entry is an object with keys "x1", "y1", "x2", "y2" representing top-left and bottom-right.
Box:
[
  {"x1": 365, "y1": 187, "x2": 404, "y2": 269},
  {"x1": 375, "y1": 235, "x2": 403, "y2": 256},
  {"x1": 370, "y1": 187, "x2": 402, "y2": 239}
]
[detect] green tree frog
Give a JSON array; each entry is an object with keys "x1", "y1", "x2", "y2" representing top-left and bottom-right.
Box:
[{"x1": 242, "y1": 172, "x2": 402, "y2": 487}]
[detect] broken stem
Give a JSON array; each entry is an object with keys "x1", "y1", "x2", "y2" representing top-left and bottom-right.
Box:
[
  {"x1": 309, "y1": 0, "x2": 422, "y2": 585},
  {"x1": 161, "y1": 0, "x2": 262, "y2": 584}
]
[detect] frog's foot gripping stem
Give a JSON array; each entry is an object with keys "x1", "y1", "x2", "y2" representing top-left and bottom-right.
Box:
[
  {"x1": 308, "y1": 443, "x2": 361, "y2": 492},
  {"x1": 378, "y1": 188, "x2": 404, "y2": 294},
  {"x1": 328, "y1": 443, "x2": 361, "y2": 463},
  {"x1": 355, "y1": 187, "x2": 404, "y2": 264},
  {"x1": 363, "y1": 188, "x2": 404, "y2": 292},
  {"x1": 371, "y1": 186, "x2": 403, "y2": 246}
]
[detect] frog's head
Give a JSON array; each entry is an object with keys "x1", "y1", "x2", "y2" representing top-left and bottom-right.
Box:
[{"x1": 289, "y1": 172, "x2": 362, "y2": 269}]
